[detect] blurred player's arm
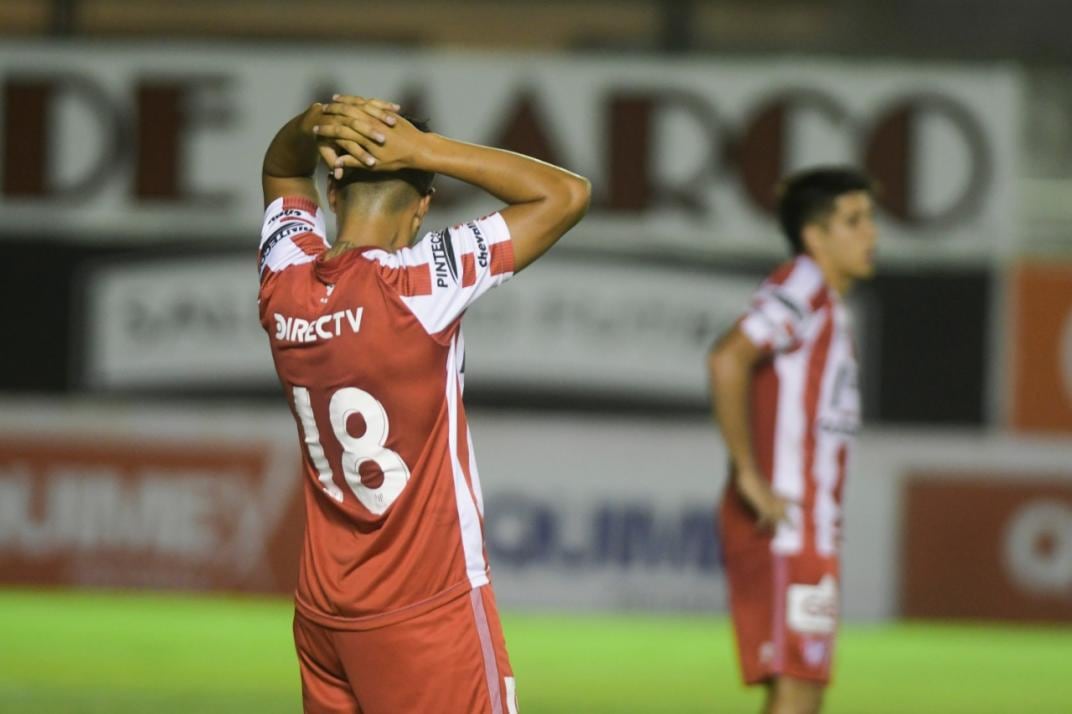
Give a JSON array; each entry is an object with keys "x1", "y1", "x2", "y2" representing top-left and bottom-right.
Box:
[
  {"x1": 261, "y1": 99, "x2": 397, "y2": 208},
  {"x1": 708, "y1": 326, "x2": 791, "y2": 531},
  {"x1": 318, "y1": 97, "x2": 591, "y2": 271}
]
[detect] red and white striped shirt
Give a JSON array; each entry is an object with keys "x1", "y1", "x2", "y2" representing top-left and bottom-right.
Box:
[
  {"x1": 721, "y1": 255, "x2": 860, "y2": 558},
  {"x1": 258, "y1": 196, "x2": 515, "y2": 629}
]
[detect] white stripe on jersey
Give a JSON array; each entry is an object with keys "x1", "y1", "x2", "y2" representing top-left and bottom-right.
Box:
[
  {"x1": 813, "y1": 305, "x2": 854, "y2": 556},
  {"x1": 505, "y1": 677, "x2": 519, "y2": 714},
  {"x1": 466, "y1": 427, "x2": 485, "y2": 518},
  {"x1": 770, "y1": 326, "x2": 815, "y2": 555},
  {"x1": 364, "y1": 214, "x2": 514, "y2": 336},
  {"x1": 780, "y1": 258, "x2": 825, "y2": 302},
  {"x1": 740, "y1": 258, "x2": 825, "y2": 353},
  {"x1": 469, "y1": 588, "x2": 504, "y2": 714},
  {"x1": 446, "y1": 334, "x2": 490, "y2": 588}
]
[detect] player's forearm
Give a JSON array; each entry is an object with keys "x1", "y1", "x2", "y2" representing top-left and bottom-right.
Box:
[
  {"x1": 708, "y1": 347, "x2": 761, "y2": 476},
  {"x1": 416, "y1": 134, "x2": 590, "y2": 216},
  {"x1": 263, "y1": 105, "x2": 321, "y2": 179}
]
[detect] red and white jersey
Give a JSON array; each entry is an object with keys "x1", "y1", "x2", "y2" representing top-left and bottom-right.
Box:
[
  {"x1": 257, "y1": 195, "x2": 515, "y2": 629},
  {"x1": 721, "y1": 255, "x2": 860, "y2": 559}
]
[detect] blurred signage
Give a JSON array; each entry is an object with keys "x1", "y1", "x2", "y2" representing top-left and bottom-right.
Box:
[
  {"x1": 901, "y1": 475, "x2": 1072, "y2": 622},
  {"x1": 1010, "y1": 263, "x2": 1072, "y2": 433},
  {"x1": 0, "y1": 42, "x2": 1019, "y2": 264},
  {"x1": 0, "y1": 436, "x2": 303, "y2": 593},
  {"x1": 81, "y1": 253, "x2": 755, "y2": 404},
  {"x1": 83, "y1": 256, "x2": 276, "y2": 389},
  {"x1": 0, "y1": 402, "x2": 726, "y2": 610}
]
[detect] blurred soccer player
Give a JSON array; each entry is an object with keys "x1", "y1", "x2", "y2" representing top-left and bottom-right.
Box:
[
  {"x1": 258, "y1": 95, "x2": 589, "y2": 713},
  {"x1": 708, "y1": 168, "x2": 877, "y2": 714}
]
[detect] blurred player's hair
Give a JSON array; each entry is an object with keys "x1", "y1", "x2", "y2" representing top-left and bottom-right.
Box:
[
  {"x1": 330, "y1": 115, "x2": 436, "y2": 208},
  {"x1": 776, "y1": 166, "x2": 875, "y2": 254}
]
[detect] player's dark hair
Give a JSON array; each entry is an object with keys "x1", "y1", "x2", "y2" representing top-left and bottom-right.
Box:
[
  {"x1": 776, "y1": 166, "x2": 875, "y2": 255},
  {"x1": 331, "y1": 115, "x2": 436, "y2": 202}
]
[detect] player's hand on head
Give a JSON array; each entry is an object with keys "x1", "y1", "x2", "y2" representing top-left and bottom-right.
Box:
[
  {"x1": 735, "y1": 469, "x2": 793, "y2": 532},
  {"x1": 311, "y1": 98, "x2": 394, "y2": 174},
  {"x1": 313, "y1": 94, "x2": 399, "y2": 171},
  {"x1": 318, "y1": 95, "x2": 427, "y2": 174}
]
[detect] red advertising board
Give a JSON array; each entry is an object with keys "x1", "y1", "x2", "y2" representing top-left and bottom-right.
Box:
[
  {"x1": 0, "y1": 437, "x2": 304, "y2": 594},
  {"x1": 901, "y1": 474, "x2": 1072, "y2": 621},
  {"x1": 1010, "y1": 263, "x2": 1072, "y2": 433}
]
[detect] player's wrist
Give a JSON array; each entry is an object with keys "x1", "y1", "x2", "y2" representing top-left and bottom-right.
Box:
[
  {"x1": 735, "y1": 463, "x2": 763, "y2": 482},
  {"x1": 297, "y1": 103, "x2": 324, "y2": 137},
  {"x1": 409, "y1": 132, "x2": 451, "y2": 173}
]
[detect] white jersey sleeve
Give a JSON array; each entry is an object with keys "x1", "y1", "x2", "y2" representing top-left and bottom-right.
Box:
[
  {"x1": 259, "y1": 196, "x2": 329, "y2": 280},
  {"x1": 740, "y1": 257, "x2": 827, "y2": 354},
  {"x1": 362, "y1": 212, "x2": 516, "y2": 335}
]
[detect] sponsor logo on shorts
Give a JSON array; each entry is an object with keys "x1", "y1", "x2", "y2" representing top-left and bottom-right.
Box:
[
  {"x1": 787, "y1": 574, "x2": 838, "y2": 635},
  {"x1": 801, "y1": 637, "x2": 830, "y2": 668}
]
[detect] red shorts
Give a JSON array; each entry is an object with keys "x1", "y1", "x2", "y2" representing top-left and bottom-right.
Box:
[
  {"x1": 723, "y1": 547, "x2": 839, "y2": 686},
  {"x1": 293, "y1": 585, "x2": 518, "y2": 714}
]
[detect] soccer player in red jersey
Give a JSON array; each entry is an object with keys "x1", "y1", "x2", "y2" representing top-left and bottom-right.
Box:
[
  {"x1": 708, "y1": 168, "x2": 877, "y2": 714},
  {"x1": 258, "y1": 95, "x2": 590, "y2": 713}
]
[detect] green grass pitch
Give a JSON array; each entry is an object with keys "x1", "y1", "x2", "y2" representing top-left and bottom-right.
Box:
[{"x1": 1, "y1": 589, "x2": 1068, "y2": 713}]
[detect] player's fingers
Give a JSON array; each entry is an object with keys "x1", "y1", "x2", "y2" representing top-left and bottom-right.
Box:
[
  {"x1": 319, "y1": 102, "x2": 379, "y2": 126},
  {"x1": 313, "y1": 122, "x2": 386, "y2": 147},
  {"x1": 334, "y1": 154, "x2": 366, "y2": 169},
  {"x1": 317, "y1": 142, "x2": 340, "y2": 168},
  {"x1": 321, "y1": 103, "x2": 396, "y2": 132},
  {"x1": 330, "y1": 94, "x2": 366, "y2": 106},
  {"x1": 332, "y1": 94, "x2": 401, "y2": 112},
  {"x1": 316, "y1": 113, "x2": 388, "y2": 144},
  {"x1": 333, "y1": 139, "x2": 379, "y2": 167},
  {"x1": 360, "y1": 104, "x2": 398, "y2": 127}
]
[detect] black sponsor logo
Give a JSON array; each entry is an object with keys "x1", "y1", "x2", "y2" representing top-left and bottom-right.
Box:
[
  {"x1": 470, "y1": 221, "x2": 490, "y2": 268},
  {"x1": 429, "y1": 229, "x2": 458, "y2": 288},
  {"x1": 772, "y1": 290, "x2": 805, "y2": 321},
  {"x1": 258, "y1": 222, "x2": 312, "y2": 273}
]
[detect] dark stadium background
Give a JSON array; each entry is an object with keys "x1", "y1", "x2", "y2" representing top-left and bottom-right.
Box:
[{"x1": 1, "y1": 2, "x2": 1070, "y2": 713}]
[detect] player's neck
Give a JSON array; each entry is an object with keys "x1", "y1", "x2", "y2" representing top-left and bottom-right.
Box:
[
  {"x1": 331, "y1": 210, "x2": 410, "y2": 254},
  {"x1": 804, "y1": 252, "x2": 852, "y2": 297}
]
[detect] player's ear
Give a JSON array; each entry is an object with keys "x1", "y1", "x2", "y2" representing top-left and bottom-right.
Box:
[
  {"x1": 409, "y1": 193, "x2": 431, "y2": 234},
  {"x1": 327, "y1": 180, "x2": 339, "y2": 214},
  {"x1": 417, "y1": 192, "x2": 432, "y2": 219}
]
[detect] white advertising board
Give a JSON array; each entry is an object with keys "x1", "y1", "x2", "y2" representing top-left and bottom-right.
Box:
[
  {"x1": 81, "y1": 253, "x2": 759, "y2": 403},
  {"x1": 0, "y1": 42, "x2": 1019, "y2": 264},
  {"x1": 4, "y1": 399, "x2": 1072, "y2": 621}
]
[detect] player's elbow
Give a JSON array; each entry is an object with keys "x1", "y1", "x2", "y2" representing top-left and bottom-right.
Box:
[
  {"x1": 557, "y1": 173, "x2": 591, "y2": 224},
  {"x1": 707, "y1": 344, "x2": 727, "y2": 376},
  {"x1": 708, "y1": 342, "x2": 743, "y2": 382},
  {"x1": 708, "y1": 333, "x2": 731, "y2": 367},
  {"x1": 555, "y1": 174, "x2": 592, "y2": 226},
  {"x1": 571, "y1": 175, "x2": 593, "y2": 214}
]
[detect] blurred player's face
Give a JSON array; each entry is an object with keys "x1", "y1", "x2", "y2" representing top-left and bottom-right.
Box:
[{"x1": 804, "y1": 191, "x2": 877, "y2": 289}]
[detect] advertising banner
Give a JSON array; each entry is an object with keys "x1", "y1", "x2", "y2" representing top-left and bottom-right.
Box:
[
  {"x1": 81, "y1": 253, "x2": 759, "y2": 404},
  {"x1": 1010, "y1": 263, "x2": 1072, "y2": 433},
  {"x1": 0, "y1": 401, "x2": 728, "y2": 611},
  {"x1": 0, "y1": 42, "x2": 1019, "y2": 264},
  {"x1": 0, "y1": 436, "x2": 303, "y2": 593},
  {"x1": 7, "y1": 401, "x2": 1072, "y2": 619},
  {"x1": 901, "y1": 474, "x2": 1072, "y2": 622}
]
